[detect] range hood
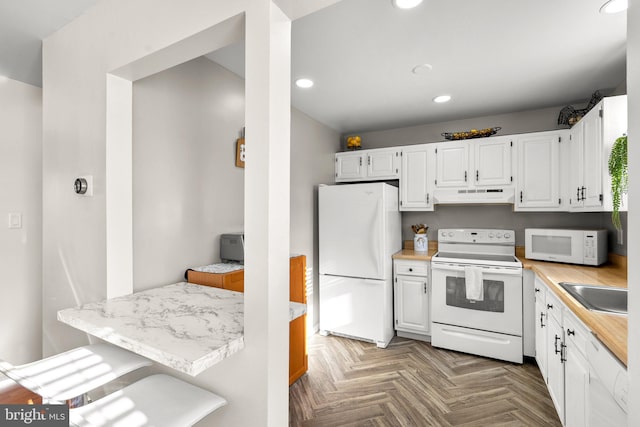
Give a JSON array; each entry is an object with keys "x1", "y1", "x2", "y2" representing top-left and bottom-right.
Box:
[{"x1": 433, "y1": 188, "x2": 515, "y2": 205}]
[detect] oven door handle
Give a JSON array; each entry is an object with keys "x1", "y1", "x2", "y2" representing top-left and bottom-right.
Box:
[{"x1": 431, "y1": 263, "x2": 522, "y2": 276}]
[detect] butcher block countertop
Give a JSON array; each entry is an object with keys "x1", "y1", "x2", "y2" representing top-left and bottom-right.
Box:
[
  {"x1": 517, "y1": 248, "x2": 628, "y2": 366},
  {"x1": 392, "y1": 241, "x2": 437, "y2": 261}
]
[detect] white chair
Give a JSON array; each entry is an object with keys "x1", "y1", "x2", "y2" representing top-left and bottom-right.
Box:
[
  {"x1": 69, "y1": 374, "x2": 227, "y2": 427},
  {"x1": 0, "y1": 343, "x2": 152, "y2": 403}
]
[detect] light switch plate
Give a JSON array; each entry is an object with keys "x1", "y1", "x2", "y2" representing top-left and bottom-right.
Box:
[{"x1": 8, "y1": 213, "x2": 22, "y2": 229}]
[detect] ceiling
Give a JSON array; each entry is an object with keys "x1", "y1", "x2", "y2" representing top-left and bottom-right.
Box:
[
  {"x1": 0, "y1": 0, "x2": 627, "y2": 134},
  {"x1": 0, "y1": 0, "x2": 99, "y2": 87}
]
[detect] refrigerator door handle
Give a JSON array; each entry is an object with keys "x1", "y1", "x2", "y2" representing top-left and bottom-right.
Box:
[{"x1": 371, "y1": 199, "x2": 383, "y2": 279}]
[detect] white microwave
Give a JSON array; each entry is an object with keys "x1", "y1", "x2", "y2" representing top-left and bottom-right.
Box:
[{"x1": 524, "y1": 228, "x2": 608, "y2": 266}]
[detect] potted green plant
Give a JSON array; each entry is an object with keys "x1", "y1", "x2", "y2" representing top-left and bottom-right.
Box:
[{"x1": 608, "y1": 134, "x2": 627, "y2": 230}]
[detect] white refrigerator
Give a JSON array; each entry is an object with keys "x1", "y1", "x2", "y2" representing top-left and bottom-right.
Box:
[{"x1": 318, "y1": 183, "x2": 401, "y2": 348}]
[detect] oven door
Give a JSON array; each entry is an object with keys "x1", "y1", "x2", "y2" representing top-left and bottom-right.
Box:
[{"x1": 431, "y1": 262, "x2": 523, "y2": 336}]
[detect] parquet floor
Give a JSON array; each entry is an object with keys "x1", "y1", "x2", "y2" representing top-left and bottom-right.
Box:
[{"x1": 289, "y1": 334, "x2": 561, "y2": 426}]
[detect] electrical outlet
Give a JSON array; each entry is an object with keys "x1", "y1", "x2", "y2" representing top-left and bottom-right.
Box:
[{"x1": 8, "y1": 213, "x2": 21, "y2": 229}]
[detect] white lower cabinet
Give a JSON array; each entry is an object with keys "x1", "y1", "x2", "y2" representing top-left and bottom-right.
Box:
[
  {"x1": 546, "y1": 313, "x2": 565, "y2": 421},
  {"x1": 393, "y1": 259, "x2": 430, "y2": 341},
  {"x1": 534, "y1": 279, "x2": 548, "y2": 380},
  {"x1": 564, "y1": 311, "x2": 589, "y2": 427},
  {"x1": 533, "y1": 274, "x2": 625, "y2": 426}
]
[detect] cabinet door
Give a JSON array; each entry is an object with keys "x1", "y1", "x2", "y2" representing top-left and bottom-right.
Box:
[
  {"x1": 546, "y1": 315, "x2": 565, "y2": 423},
  {"x1": 564, "y1": 339, "x2": 589, "y2": 427},
  {"x1": 581, "y1": 107, "x2": 603, "y2": 209},
  {"x1": 335, "y1": 152, "x2": 365, "y2": 182},
  {"x1": 400, "y1": 145, "x2": 434, "y2": 211},
  {"x1": 515, "y1": 133, "x2": 562, "y2": 210},
  {"x1": 435, "y1": 142, "x2": 469, "y2": 187},
  {"x1": 289, "y1": 256, "x2": 308, "y2": 385},
  {"x1": 568, "y1": 121, "x2": 585, "y2": 209},
  {"x1": 367, "y1": 149, "x2": 400, "y2": 179},
  {"x1": 394, "y1": 275, "x2": 429, "y2": 334},
  {"x1": 534, "y1": 287, "x2": 547, "y2": 381},
  {"x1": 474, "y1": 137, "x2": 512, "y2": 187}
]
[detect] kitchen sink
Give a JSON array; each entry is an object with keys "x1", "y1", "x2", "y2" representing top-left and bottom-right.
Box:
[{"x1": 558, "y1": 282, "x2": 627, "y2": 315}]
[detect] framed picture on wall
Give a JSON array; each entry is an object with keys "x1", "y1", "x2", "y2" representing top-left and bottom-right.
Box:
[{"x1": 236, "y1": 137, "x2": 245, "y2": 168}]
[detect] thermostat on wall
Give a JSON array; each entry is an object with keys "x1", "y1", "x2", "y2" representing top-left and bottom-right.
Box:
[{"x1": 74, "y1": 175, "x2": 93, "y2": 196}]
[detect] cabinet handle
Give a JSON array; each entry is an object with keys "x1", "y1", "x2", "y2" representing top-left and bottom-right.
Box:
[
  {"x1": 581, "y1": 186, "x2": 586, "y2": 201},
  {"x1": 534, "y1": 288, "x2": 540, "y2": 293},
  {"x1": 520, "y1": 191, "x2": 523, "y2": 203},
  {"x1": 547, "y1": 304, "x2": 553, "y2": 310},
  {"x1": 561, "y1": 343, "x2": 567, "y2": 363},
  {"x1": 464, "y1": 171, "x2": 467, "y2": 182},
  {"x1": 554, "y1": 335, "x2": 561, "y2": 354},
  {"x1": 368, "y1": 155, "x2": 371, "y2": 166},
  {"x1": 476, "y1": 170, "x2": 479, "y2": 181},
  {"x1": 576, "y1": 187, "x2": 580, "y2": 201},
  {"x1": 426, "y1": 193, "x2": 430, "y2": 204},
  {"x1": 567, "y1": 329, "x2": 575, "y2": 336},
  {"x1": 359, "y1": 157, "x2": 362, "y2": 166},
  {"x1": 423, "y1": 282, "x2": 427, "y2": 294},
  {"x1": 540, "y1": 312, "x2": 545, "y2": 328},
  {"x1": 409, "y1": 268, "x2": 413, "y2": 272}
]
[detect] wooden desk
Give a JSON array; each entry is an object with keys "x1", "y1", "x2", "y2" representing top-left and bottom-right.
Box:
[
  {"x1": 186, "y1": 256, "x2": 308, "y2": 385},
  {"x1": 186, "y1": 268, "x2": 244, "y2": 292}
]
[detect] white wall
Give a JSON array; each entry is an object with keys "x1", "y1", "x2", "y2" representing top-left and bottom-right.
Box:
[
  {"x1": 626, "y1": 1, "x2": 638, "y2": 425},
  {"x1": 42, "y1": 2, "x2": 338, "y2": 422},
  {"x1": 132, "y1": 57, "x2": 245, "y2": 291},
  {"x1": 290, "y1": 108, "x2": 340, "y2": 331},
  {"x1": 42, "y1": 1, "x2": 294, "y2": 425},
  {"x1": 132, "y1": 57, "x2": 340, "y2": 336},
  {"x1": 0, "y1": 77, "x2": 42, "y2": 364},
  {"x1": 344, "y1": 105, "x2": 571, "y2": 148}
]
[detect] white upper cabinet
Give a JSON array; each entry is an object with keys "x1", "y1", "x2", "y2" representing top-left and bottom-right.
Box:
[
  {"x1": 335, "y1": 151, "x2": 365, "y2": 181},
  {"x1": 335, "y1": 147, "x2": 400, "y2": 182},
  {"x1": 435, "y1": 141, "x2": 469, "y2": 188},
  {"x1": 568, "y1": 95, "x2": 627, "y2": 212},
  {"x1": 368, "y1": 148, "x2": 400, "y2": 179},
  {"x1": 514, "y1": 130, "x2": 568, "y2": 211},
  {"x1": 435, "y1": 136, "x2": 513, "y2": 188},
  {"x1": 474, "y1": 137, "x2": 513, "y2": 187},
  {"x1": 433, "y1": 136, "x2": 514, "y2": 204},
  {"x1": 400, "y1": 144, "x2": 435, "y2": 211}
]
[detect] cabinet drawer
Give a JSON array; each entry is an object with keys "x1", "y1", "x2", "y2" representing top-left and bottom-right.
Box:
[
  {"x1": 564, "y1": 309, "x2": 589, "y2": 358},
  {"x1": 545, "y1": 288, "x2": 563, "y2": 324},
  {"x1": 394, "y1": 260, "x2": 428, "y2": 277}
]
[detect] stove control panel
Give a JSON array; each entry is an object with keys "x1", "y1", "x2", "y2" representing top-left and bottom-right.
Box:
[{"x1": 438, "y1": 228, "x2": 515, "y2": 245}]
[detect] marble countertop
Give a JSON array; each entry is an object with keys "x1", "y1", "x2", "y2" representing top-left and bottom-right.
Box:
[{"x1": 57, "y1": 282, "x2": 306, "y2": 376}]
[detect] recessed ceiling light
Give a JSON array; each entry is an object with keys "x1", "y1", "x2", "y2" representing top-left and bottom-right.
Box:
[
  {"x1": 295, "y1": 78, "x2": 314, "y2": 88},
  {"x1": 412, "y1": 64, "x2": 433, "y2": 74},
  {"x1": 433, "y1": 95, "x2": 451, "y2": 103},
  {"x1": 392, "y1": 0, "x2": 423, "y2": 9},
  {"x1": 600, "y1": 0, "x2": 627, "y2": 13}
]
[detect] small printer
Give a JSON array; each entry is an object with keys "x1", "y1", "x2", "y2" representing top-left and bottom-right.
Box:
[{"x1": 220, "y1": 233, "x2": 244, "y2": 264}]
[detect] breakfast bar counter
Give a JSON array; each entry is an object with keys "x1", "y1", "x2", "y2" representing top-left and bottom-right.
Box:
[{"x1": 57, "y1": 282, "x2": 306, "y2": 376}]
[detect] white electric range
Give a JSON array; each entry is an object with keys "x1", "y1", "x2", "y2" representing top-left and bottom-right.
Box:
[{"x1": 430, "y1": 229, "x2": 523, "y2": 363}]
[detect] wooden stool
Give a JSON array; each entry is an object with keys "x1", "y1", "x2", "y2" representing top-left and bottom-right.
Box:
[
  {"x1": 69, "y1": 374, "x2": 227, "y2": 427},
  {"x1": 0, "y1": 343, "x2": 152, "y2": 403}
]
